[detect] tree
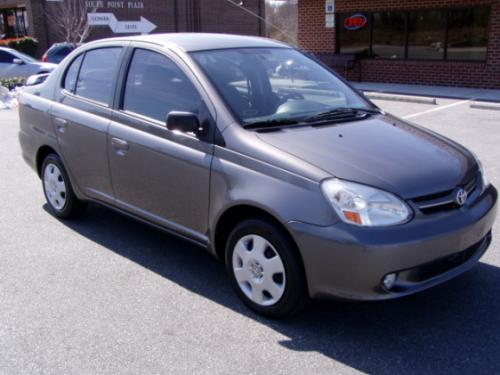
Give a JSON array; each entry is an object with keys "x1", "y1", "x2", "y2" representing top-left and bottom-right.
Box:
[
  {"x1": 44, "y1": 0, "x2": 95, "y2": 44},
  {"x1": 265, "y1": 0, "x2": 297, "y2": 45}
]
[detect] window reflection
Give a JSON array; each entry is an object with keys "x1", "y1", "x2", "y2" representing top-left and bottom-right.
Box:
[
  {"x1": 408, "y1": 10, "x2": 446, "y2": 60},
  {"x1": 372, "y1": 12, "x2": 406, "y2": 59},
  {"x1": 447, "y1": 7, "x2": 489, "y2": 61}
]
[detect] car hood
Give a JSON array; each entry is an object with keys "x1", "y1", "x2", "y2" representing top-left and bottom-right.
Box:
[
  {"x1": 256, "y1": 115, "x2": 476, "y2": 199},
  {"x1": 33, "y1": 62, "x2": 57, "y2": 70}
]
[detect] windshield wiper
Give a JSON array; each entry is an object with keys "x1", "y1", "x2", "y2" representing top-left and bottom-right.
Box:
[
  {"x1": 242, "y1": 107, "x2": 383, "y2": 130},
  {"x1": 242, "y1": 118, "x2": 303, "y2": 130},
  {"x1": 304, "y1": 107, "x2": 383, "y2": 123}
]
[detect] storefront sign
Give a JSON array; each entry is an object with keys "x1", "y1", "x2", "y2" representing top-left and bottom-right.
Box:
[
  {"x1": 344, "y1": 14, "x2": 367, "y2": 30},
  {"x1": 85, "y1": 1, "x2": 144, "y2": 9}
]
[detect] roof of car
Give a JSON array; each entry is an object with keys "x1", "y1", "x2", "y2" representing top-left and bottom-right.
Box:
[{"x1": 92, "y1": 33, "x2": 291, "y2": 52}]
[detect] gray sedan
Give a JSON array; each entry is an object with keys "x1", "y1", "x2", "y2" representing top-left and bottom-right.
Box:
[
  {"x1": 18, "y1": 34, "x2": 497, "y2": 317},
  {"x1": 0, "y1": 47, "x2": 56, "y2": 79}
]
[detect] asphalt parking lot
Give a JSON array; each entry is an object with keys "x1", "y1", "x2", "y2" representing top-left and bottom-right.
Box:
[{"x1": 1, "y1": 96, "x2": 499, "y2": 374}]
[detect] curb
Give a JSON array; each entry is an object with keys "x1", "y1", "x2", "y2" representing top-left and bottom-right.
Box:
[
  {"x1": 470, "y1": 101, "x2": 500, "y2": 111},
  {"x1": 363, "y1": 92, "x2": 437, "y2": 105}
]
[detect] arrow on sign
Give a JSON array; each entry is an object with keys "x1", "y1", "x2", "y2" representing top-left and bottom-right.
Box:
[
  {"x1": 113, "y1": 17, "x2": 156, "y2": 34},
  {"x1": 88, "y1": 13, "x2": 157, "y2": 34}
]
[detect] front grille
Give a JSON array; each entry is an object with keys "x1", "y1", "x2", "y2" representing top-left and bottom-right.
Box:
[{"x1": 410, "y1": 176, "x2": 477, "y2": 214}]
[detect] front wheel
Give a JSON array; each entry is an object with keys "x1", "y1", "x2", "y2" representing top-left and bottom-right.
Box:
[
  {"x1": 225, "y1": 218, "x2": 309, "y2": 318},
  {"x1": 41, "y1": 154, "x2": 86, "y2": 219}
]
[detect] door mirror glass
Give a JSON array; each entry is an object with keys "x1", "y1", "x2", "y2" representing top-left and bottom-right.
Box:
[
  {"x1": 166, "y1": 111, "x2": 201, "y2": 135},
  {"x1": 13, "y1": 58, "x2": 24, "y2": 65}
]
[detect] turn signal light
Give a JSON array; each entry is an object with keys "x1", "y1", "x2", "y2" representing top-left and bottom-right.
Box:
[{"x1": 343, "y1": 210, "x2": 362, "y2": 225}]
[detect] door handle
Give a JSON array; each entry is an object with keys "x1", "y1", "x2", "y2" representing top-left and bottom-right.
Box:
[
  {"x1": 54, "y1": 117, "x2": 68, "y2": 133},
  {"x1": 111, "y1": 137, "x2": 129, "y2": 155}
]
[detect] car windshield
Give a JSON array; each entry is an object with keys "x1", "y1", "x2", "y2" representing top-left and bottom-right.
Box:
[{"x1": 190, "y1": 47, "x2": 372, "y2": 126}]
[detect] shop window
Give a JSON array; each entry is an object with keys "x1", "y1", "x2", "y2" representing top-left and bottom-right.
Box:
[
  {"x1": 408, "y1": 10, "x2": 446, "y2": 60},
  {"x1": 372, "y1": 12, "x2": 406, "y2": 59},
  {"x1": 0, "y1": 8, "x2": 28, "y2": 38},
  {"x1": 447, "y1": 7, "x2": 489, "y2": 61},
  {"x1": 339, "y1": 13, "x2": 371, "y2": 57},
  {"x1": 337, "y1": 7, "x2": 489, "y2": 62}
]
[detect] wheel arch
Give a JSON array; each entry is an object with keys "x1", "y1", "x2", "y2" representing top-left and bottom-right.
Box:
[
  {"x1": 36, "y1": 145, "x2": 58, "y2": 177},
  {"x1": 213, "y1": 204, "x2": 305, "y2": 270}
]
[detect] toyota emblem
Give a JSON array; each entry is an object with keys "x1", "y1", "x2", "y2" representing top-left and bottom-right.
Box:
[{"x1": 455, "y1": 188, "x2": 468, "y2": 206}]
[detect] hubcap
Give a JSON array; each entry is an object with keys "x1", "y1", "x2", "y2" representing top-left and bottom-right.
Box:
[
  {"x1": 43, "y1": 163, "x2": 67, "y2": 211},
  {"x1": 232, "y1": 234, "x2": 286, "y2": 306}
]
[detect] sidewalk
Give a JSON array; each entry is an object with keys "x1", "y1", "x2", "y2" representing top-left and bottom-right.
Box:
[{"x1": 351, "y1": 82, "x2": 500, "y2": 103}]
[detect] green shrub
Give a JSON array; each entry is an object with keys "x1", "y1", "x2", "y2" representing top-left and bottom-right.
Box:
[
  {"x1": 0, "y1": 37, "x2": 38, "y2": 57},
  {"x1": 0, "y1": 77, "x2": 26, "y2": 90}
]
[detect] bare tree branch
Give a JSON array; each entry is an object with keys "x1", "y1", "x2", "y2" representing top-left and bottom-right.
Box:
[{"x1": 44, "y1": 0, "x2": 95, "y2": 44}]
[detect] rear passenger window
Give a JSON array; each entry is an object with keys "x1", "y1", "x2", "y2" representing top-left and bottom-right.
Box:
[
  {"x1": 122, "y1": 49, "x2": 201, "y2": 122},
  {"x1": 75, "y1": 48, "x2": 122, "y2": 104},
  {"x1": 63, "y1": 54, "x2": 83, "y2": 93}
]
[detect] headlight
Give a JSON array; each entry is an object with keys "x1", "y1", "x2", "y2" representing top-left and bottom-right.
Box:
[
  {"x1": 473, "y1": 153, "x2": 489, "y2": 191},
  {"x1": 321, "y1": 178, "x2": 411, "y2": 226}
]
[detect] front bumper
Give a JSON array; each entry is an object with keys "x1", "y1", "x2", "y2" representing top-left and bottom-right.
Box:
[{"x1": 288, "y1": 184, "x2": 498, "y2": 300}]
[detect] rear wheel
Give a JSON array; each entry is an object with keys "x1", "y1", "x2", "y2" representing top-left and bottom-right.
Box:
[
  {"x1": 41, "y1": 154, "x2": 85, "y2": 219},
  {"x1": 225, "y1": 218, "x2": 309, "y2": 318}
]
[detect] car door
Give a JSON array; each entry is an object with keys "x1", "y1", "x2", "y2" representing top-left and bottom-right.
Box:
[
  {"x1": 108, "y1": 47, "x2": 215, "y2": 243},
  {"x1": 51, "y1": 46, "x2": 125, "y2": 203}
]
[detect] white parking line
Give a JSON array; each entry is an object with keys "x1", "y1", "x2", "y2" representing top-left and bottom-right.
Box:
[{"x1": 403, "y1": 99, "x2": 472, "y2": 119}]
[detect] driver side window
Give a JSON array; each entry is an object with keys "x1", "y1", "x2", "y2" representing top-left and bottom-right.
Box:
[
  {"x1": 122, "y1": 49, "x2": 202, "y2": 123},
  {"x1": 0, "y1": 50, "x2": 15, "y2": 63}
]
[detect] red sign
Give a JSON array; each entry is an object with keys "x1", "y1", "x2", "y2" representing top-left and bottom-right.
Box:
[{"x1": 344, "y1": 14, "x2": 368, "y2": 31}]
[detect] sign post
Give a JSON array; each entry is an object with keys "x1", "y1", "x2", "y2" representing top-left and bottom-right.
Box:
[{"x1": 325, "y1": 0, "x2": 335, "y2": 28}]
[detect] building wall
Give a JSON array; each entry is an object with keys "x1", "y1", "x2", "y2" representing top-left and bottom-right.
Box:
[
  {"x1": 298, "y1": 0, "x2": 500, "y2": 89},
  {"x1": 1, "y1": 0, "x2": 264, "y2": 56}
]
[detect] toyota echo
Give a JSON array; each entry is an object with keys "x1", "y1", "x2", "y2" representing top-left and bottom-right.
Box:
[{"x1": 18, "y1": 34, "x2": 497, "y2": 317}]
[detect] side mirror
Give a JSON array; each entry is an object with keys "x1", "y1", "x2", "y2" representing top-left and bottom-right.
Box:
[
  {"x1": 12, "y1": 58, "x2": 24, "y2": 65},
  {"x1": 26, "y1": 73, "x2": 50, "y2": 86},
  {"x1": 166, "y1": 111, "x2": 202, "y2": 135}
]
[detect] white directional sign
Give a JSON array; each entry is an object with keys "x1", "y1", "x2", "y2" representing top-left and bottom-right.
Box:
[
  {"x1": 88, "y1": 12, "x2": 157, "y2": 34},
  {"x1": 88, "y1": 13, "x2": 116, "y2": 27},
  {"x1": 114, "y1": 17, "x2": 156, "y2": 33}
]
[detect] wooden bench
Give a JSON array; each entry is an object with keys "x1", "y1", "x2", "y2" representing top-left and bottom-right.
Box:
[{"x1": 314, "y1": 53, "x2": 357, "y2": 78}]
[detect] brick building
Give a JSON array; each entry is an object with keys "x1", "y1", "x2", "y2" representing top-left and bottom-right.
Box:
[
  {"x1": 298, "y1": 0, "x2": 500, "y2": 89},
  {"x1": 0, "y1": 0, "x2": 264, "y2": 56}
]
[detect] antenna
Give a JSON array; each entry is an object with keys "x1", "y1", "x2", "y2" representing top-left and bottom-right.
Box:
[{"x1": 223, "y1": 0, "x2": 298, "y2": 44}]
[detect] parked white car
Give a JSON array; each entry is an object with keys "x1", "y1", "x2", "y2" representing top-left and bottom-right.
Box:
[{"x1": 0, "y1": 47, "x2": 56, "y2": 79}]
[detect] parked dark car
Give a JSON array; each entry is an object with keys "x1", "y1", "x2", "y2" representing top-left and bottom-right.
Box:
[
  {"x1": 18, "y1": 34, "x2": 497, "y2": 317},
  {"x1": 41, "y1": 42, "x2": 77, "y2": 64}
]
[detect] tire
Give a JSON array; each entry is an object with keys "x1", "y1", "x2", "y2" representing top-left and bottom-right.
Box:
[
  {"x1": 225, "y1": 218, "x2": 309, "y2": 318},
  {"x1": 41, "y1": 153, "x2": 86, "y2": 219}
]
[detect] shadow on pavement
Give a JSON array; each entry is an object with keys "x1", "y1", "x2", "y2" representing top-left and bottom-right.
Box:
[{"x1": 49, "y1": 203, "x2": 500, "y2": 374}]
